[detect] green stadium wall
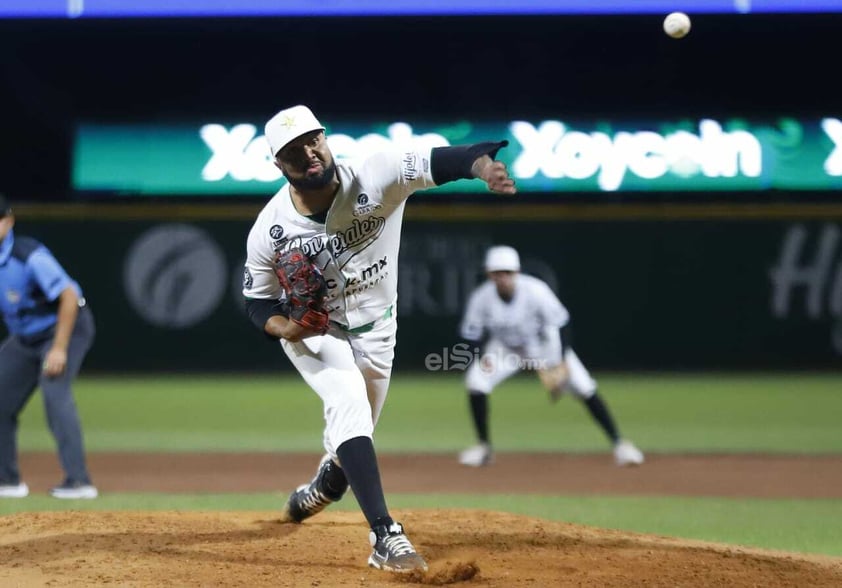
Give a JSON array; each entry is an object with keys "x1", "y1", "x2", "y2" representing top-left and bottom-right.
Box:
[{"x1": 9, "y1": 212, "x2": 841, "y2": 371}]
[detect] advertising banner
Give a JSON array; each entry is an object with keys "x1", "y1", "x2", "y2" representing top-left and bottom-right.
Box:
[{"x1": 73, "y1": 117, "x2": 842, "y2": 196}]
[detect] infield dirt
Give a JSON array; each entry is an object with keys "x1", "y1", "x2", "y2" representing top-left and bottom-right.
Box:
[{"x1": 1, "y1": 451, "x2": 840, "y2": 587}]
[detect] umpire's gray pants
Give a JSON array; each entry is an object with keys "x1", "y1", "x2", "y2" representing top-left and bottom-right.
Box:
[{"x1": 0, "y1": 306, "x2": 95, "y2": 485}]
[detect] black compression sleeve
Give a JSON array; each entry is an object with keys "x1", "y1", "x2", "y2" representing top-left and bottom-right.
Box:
[
  {"x1": 430, "y1": 140, "x2": 508, "y2": 185},
  {"x1": 560, "y1": 323, "x2": 573, "y2": 354},
  {"x1": 244, "y1": 298, "x2": 289, "y2": 339}
]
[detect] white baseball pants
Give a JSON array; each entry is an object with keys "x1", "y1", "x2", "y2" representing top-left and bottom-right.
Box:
[
  {"x1": 281, "y1": 315, "x2": 397, "y2": 460},
  {"x1": 465, "y1": 339, "x2": 597, "y2": 399}
]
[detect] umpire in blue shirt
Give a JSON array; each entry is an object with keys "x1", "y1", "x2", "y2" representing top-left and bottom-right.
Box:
[{"x1": 0, "y1": 195, "x2": 97, "y2": 499}]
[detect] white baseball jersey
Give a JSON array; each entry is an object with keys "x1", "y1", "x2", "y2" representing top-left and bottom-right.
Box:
[
  {"x1": 460, "y1": 274, "x2": 597, "y2": 398},
  {"x1": 244, "y1": 149, "x2": 436, "y2": 329},
  {"x1": 461, "y1": 274, "x2": 570, "y2": 355},
  {"x1": 243, "y1": 147, "x2": 437, "y2": 458}
]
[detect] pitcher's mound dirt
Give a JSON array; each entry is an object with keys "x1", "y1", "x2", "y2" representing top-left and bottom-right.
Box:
[{"x1": 1, "y1": 509, "x2": 840, "y2": 587}]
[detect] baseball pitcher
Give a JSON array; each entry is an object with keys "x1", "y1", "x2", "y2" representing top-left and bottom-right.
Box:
[
  {"x1": 458, "y1": 245, "x2": 644, "y2": 468},
  {"x1": 242, "y1": 105, "x2": 515, "y2": 573}
]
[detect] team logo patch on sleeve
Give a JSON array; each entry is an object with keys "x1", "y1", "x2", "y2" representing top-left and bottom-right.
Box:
[
  {"x1": 269, "y1": 225, "x2": 284, "y2": 240},
  {"x1": 353, "y1": 193, "x2": 382, "y2": 217},
  {"x1": 243, "y1": 267, "x2": 254, "y2": 289}
]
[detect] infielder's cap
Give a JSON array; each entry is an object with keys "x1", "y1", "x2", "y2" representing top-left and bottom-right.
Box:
[
  {"x1": 264, "y1": 105, "x2": 326, "y2": 157},
  {"x1": 485, "y1": 245, "x2": 520, "y2": 272}
]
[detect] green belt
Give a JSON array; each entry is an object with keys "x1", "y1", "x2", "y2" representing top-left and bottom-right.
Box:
[{"x1": 337, "y1": 305, "x2": 393, "y2": 334}]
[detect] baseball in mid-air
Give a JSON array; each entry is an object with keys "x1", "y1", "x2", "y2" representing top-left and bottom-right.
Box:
[{"x1": 663, "y1": 12, "x2": 691, "y2": 39}]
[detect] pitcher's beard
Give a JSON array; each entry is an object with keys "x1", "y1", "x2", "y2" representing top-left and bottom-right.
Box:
[{"x1": 285, "y1": 160, "x2": 337, "y2": 191}]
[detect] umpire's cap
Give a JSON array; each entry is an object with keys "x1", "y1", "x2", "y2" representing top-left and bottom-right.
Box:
[
  {"x1": 0, "y1": 193, "x2": 11, "y2": 216},
  {"x1": 485, "y1": 245, "x2": 520, "y2": 272},
  {"x1": 265, "y1": 105, "x2": 326, "y2": 157}
]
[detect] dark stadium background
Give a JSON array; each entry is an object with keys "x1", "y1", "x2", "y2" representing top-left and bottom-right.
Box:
[
  {"x1": 1, "y1": 12, "x2": 840, "y2": 371},
  {"x1": 1, "y1": 12, "x2": 840, "y2": 201}
]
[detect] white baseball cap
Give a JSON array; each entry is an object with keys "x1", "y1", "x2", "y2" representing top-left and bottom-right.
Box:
[
  {"x1": 484, "y1": 245, "x2": 521, "y2": 272},
  {"x1": 264, "y1": 105, "x2": 326, "y2": 156}
]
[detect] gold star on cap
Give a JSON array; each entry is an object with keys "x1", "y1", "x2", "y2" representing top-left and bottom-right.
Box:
[{"x1": 281, "y1": 115, "x2": 296, "y2": 129}]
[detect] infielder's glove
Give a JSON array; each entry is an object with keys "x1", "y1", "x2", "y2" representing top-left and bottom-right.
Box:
[
  {"x1": 538, "y1": 362, "x2": 570, "y2": 403},
  {"x1": 274, "y1": 248, "x2": 330, "y2": 334}
]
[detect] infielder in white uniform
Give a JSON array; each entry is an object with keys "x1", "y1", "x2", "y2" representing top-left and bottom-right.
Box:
[
  {"x1": 458, "y1": 245, "x2": 644, "y2": 468},
  {"x1": 242, "y1": 105, "x2": 515, "y2": 573}
]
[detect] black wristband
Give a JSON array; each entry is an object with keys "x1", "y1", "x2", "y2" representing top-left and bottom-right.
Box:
[
  {"x1": 245, "y1": 298, "x2": 289, "y2": 340},
  {"x1": 430, "y1": 141, "x2": 508, "y2": 185}
]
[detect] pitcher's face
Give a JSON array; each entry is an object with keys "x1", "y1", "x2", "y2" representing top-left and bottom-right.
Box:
[{"x1": 275, "y1": 131, "x2": 336, "y2": 190}]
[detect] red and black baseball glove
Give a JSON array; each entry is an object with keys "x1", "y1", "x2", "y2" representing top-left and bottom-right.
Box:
[{"x1": 274, "y1": 248, "x2": 330, "y2": 334}]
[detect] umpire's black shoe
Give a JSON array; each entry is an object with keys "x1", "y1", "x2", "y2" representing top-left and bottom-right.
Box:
[
  {"x1": 280, "y1": 455, "x2": 348, "y2": 523},
  {"x1": 368, "y1": 521, "x2": 428, "y2": 573}
]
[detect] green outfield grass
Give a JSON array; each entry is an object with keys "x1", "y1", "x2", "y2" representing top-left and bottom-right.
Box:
[
  {"x1": 16, "y1": 372, "x2": 842, "y2": 453},
  {"x1": 7, "y1": 372, "x2": 842, "y2": 557},
  {"x1": 1, "y1": 493, "x2": 840, "y2": 557}
]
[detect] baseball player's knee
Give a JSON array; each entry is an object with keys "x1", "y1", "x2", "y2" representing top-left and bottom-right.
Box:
[
  {"x1": 571, "y1": 385, "x2": 597, "y2": 400},
  {"x1": 330, "y1": 429, "x2": 373, "y2": 453},
  {"x1": 466, "y1": 382, "x2": 492, "y2": 395},
  {"x1": 323, "y1": 401, "x2": 374, "y2": 445},
  {"x1": 465, "y1": 371, "x2": 494, "y2": 394}
]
